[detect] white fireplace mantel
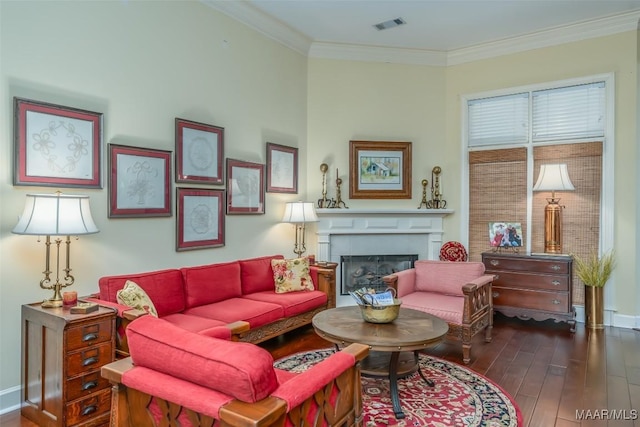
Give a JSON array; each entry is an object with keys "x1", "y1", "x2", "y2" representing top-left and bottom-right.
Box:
[{"x1": 315, "y1": 208, "x2": 453, "y2": 262}]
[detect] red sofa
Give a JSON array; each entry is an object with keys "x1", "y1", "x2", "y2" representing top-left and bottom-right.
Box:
[
  {"x1": 102, "y1": 315, "x2": 368, "y2": 427},
  {"x1": 88, "y1": 255, "x2": 337, "y2": 356}
]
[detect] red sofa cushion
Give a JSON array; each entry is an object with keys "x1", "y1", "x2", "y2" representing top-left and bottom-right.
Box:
[
  {"x1": 242, "y1": 290, "x2": 327, "y2": 317},
  {"x1": 126, "y1": 316, "x2": 278, "y2": 403},
  {"x1": 98, "y1": 269, "x2": 185, "y2": 317},
  {"x1": 161, "y1": 313, "x2": 229, "y2": 334},
  {"x1": 181, "y1": 261, "x2": 242, "y2": 308},
  {"x1": 239, "y1": 254, "x2": 284, "y2": 295},
  {"x1": 184, "y1": 298, "x2": 284, "y2": 328},
  {"x1": 414, "y1": 260, "x2": 486, "y2": 296}
]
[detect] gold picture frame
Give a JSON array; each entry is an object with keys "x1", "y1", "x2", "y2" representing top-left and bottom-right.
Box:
[{"x1": 349, "y1": 140, "x2": 412, "y2": 199}]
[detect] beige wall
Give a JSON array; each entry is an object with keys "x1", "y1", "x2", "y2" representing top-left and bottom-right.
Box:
[
  {"x1": 1, "y1": 0, "x2": 638, "y2": 414},
  {"x1": 0, "y1": 1, "x2": 308, "y2": 410}
]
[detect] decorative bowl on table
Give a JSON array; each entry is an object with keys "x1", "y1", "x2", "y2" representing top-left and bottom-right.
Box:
[{"x1": 359, "y1": 298, "x2": 402, "y2": 323}]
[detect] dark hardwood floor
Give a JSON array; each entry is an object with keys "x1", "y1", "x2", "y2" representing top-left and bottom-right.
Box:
[{"x1": 3, "y1": 313, "x2": 639, "y2": 426}]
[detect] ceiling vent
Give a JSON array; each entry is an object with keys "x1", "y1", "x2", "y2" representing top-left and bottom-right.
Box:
[{"x1": 373, "y1": 17, "x2": 406, "y2": 31}]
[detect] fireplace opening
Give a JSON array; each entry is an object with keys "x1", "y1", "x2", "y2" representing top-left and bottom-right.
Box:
[{"x1": 340, "y1": 254, "x2": 418, "y2": 295}]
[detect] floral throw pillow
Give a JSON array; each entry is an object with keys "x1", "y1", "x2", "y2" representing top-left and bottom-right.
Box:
[
  {"x1": 271, "y1": 257, "x2": 314, "y2": 293},
  {"x1": 116, "y1": 280, "x2": 158, "y2": 317}
]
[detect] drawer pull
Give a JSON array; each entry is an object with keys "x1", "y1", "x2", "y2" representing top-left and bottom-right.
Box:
[
  {"x1": 494, "y1": 274, "x2": 500, "y2": 281},
  {"x1": 81, "y1": 405, "x2": 97, "y2": 416},
  {"x1": 82, "y1": 333, "x2": 98, "y2": 342},
  {"x1": 551, "y1": 280, "x2": 561, "y2": 286},
  {"x1": 82, "y1": 381, "x2": 98, "y2": 390},
  {"x1": 83, "y1": 357, "x2": 98, "y2": 367},
  {"x1": 492, "y1": 292, "x2": 500, "y2": 298},
  {"x1": 490, "y1": 260, "x2": 499, "y2": 266},
  {"x1": 551, "y1": 264, "x2": 561, "y2": 271},
  {"x1": 552, "y1": 299, "x2": 561, "y2": 305}
]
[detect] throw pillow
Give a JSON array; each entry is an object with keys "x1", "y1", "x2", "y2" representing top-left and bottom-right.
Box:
[
  {"x1": 116, "y1": 280, "x2": 158, "y2": 317},
  {"x1": 271, "y1": 257, "x2": 314, "y2": 293}
]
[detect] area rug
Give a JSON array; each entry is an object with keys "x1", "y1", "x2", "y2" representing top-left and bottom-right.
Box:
[{"x1": 274, "y1": 348, "x2": 523, "y2": 427}]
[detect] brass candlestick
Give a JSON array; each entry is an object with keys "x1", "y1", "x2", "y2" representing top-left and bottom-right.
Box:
[
  {"x1": 333, "y1": 168, "x2": 348, "y2": 208},
  {"x1": 317, "y1": 163, "x2": 331, "y2": 208},
  {"x1": 418, "y1": 179, "x2": 429, "y2": 209},
  {"x1": 426, "y1": 166, "x2": 447, "y2": 209}
]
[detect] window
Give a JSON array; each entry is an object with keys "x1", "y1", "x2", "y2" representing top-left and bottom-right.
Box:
[{"x1": 464, "y1": 76, "x2": 612, "y2": 307}]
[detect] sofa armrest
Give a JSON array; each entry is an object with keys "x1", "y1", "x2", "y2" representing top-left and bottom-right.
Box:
[
  {"x1": 219, "y1": 343, "x2": 368, "y2": 427},
  {"x1": 461, "y1": 274, "x2": 494, "y2": 324},
  {"x1": 383, "y1": 268, "x2": 416, "y2": 298}
]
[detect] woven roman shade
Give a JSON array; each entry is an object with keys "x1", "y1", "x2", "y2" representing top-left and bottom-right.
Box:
[
  {"x1": 532, "y1": 142, "x2": 602, "y2": 305},
  {"x1": 468, "y1": 148, "x2": 528, "y2": 262}
]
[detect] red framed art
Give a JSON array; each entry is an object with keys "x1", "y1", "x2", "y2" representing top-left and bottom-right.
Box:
[
  {"x1": 226, "y1": 158, "x2": 264, "y2": 214},
  {"x1": 108, "y1": 144, "x2": 172, "y2": 218},
  {"x1": 14, "y1": 97, "x2": 102, "y2": 188},
  {"x1": 266, "y1": 142, "x2": 298, "y2": 193},
  {"x1": 175, "y1": 118, "x2": 224, "y2": 184},
  {"x1": 176, "y1": 188, "x2": 225, "y2": 251}
]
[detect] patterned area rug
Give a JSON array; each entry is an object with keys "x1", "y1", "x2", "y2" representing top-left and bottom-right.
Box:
[{"x1": 274, "y1": 348, "x2": 523, "y2": 427}]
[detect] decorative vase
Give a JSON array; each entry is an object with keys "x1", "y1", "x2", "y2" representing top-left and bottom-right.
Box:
[{"x1": 584, "y1": 285, "x2": 604, "y2": 329}]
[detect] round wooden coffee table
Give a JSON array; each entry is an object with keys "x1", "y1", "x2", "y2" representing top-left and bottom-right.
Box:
[{"x1": 312, "y1": 306, "x2": 449, "y2": 419}]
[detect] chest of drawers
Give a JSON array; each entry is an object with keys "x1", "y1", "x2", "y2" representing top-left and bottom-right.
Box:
[
  {"x1": 22, "y1": 303, "x2": 116, "y2": 426},
  {"x1": 482, "y1": 252, "x2": 575, "y2": 331}
]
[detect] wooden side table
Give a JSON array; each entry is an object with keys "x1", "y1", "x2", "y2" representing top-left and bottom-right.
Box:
[
  {"x1": 482, "y1": 251, "x2": 575, "y2": 331},
  {"x1": 21, "y1": 302, "x2": 116, "y2": 426}
]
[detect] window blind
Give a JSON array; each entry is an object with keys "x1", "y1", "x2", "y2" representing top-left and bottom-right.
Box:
[
  {"x1": 532, "y1": 82, "x2": 605, "y2": 142},
  {"x1": 468, "y1": 92, "x2": 529, "y2": 147}
]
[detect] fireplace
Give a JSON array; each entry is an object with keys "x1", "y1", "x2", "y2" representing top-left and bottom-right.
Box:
[
  {"x1": 340, "y1": 254, "x2": 418, "y2": 295},
  {"x1": 315, "y1": 208, "x2": 453, "y2": 306}
]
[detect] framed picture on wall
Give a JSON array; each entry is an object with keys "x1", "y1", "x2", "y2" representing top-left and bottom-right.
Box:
[
  {"x1": 266, "y1": 142, "x2": 298, "y2": 193},
  {"x1": 175, "y1": 118, "x2": 224, "y2": 184},
  {"x1": 226, "y1": 158, "x2": 264, "y2": 214},
  {"x1": 14, "y1": 97, "x2": 103, "y2": 188},
  {"x1": 108, "y1": 144, "x2": 172, "y2": 218},
  {"x1": 349, "y1": 140, "x2": 412, "y2": 199},
  {"x1": 176, "y1": 188, "x2": 225, "y2": 251}
]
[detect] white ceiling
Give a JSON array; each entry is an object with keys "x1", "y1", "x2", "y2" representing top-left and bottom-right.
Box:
[{"x1": 205, "y1": 0, "x2": 640, "y2": 65}]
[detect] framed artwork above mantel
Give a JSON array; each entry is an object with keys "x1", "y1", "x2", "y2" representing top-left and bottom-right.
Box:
[{"x1": 349, "y1": 140, "x2": 412, "y2": 199}]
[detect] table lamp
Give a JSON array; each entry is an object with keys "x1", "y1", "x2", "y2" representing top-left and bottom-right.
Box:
[
  {"x1": 281, "y1": 201, "x2": 318, "y2": 257},
  {"x1": 533, "y1": 164, "x2": 575, "y2": 254},
  {"x1": 12, "y1": 193, "x2": 99, "y2": 307}
]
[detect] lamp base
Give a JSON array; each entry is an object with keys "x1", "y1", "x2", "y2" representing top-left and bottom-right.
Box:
[
  {"x1": 544, "y1": 198, "x2": 564, "y2": 254},
  {"x1": 41, "y1": 299, "x2": 63, "y2": 308}
]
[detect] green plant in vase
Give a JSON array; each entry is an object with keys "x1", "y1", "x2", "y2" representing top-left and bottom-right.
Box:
[{"x1": 573, "y1": 250, "x2": 615, "y2": 329}]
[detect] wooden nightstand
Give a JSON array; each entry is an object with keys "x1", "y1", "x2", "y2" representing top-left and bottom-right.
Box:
[
  {"x1": 482, "y1": 252, "x2": 575, "y2": 331},
  {"x1": 21, "y1": 302, "x2": 116, "y2": 426}
]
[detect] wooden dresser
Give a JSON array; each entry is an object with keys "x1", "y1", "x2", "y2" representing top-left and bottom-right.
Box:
[
  {"x1": 482, "y1": 252, "x2": 575, "y2": 331},
  {"x1": 22, "y1": 303, "x2": 116, "y2": 426}
]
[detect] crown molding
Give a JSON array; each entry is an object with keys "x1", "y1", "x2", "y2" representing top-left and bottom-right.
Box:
[
  {"x1": 201, "y1": 0, "x2": 312, "y2": 55},
  {"x1": 202, "y1": 1, "x2": 640, "y2": 66},
  {"x1": 447, "y1": 10, "x2": 640, "y2": 65},
  {"x1": 308, "y1": 42, "x2": 448, "y2": 66}
]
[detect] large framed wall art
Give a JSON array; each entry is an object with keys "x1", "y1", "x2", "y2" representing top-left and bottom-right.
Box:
[
  {"x1": 226, "y1": 158, "x2": 264, "y2": 214},
  {"x1": 108, "y1": 144, "x2": 172, "y2": 218},
  {"x1": 176, "y1": 188, "x2": 225, "y2": 251},
  {"x1": 175, "y1": 118, "x2": 224, "y2": 184},
  {"x1": 349, "y1": 140, "x2": 412, "y2": 199},
  {"x1": 14, "y1": 97, "x2": 103, "y2": 188}
]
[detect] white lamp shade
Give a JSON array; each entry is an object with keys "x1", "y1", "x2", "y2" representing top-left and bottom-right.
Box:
[
  {"x1": 282, "y1": 202, "x2": 318, "y2": 223},
  {"x1": 12, "y1": 193, "x2": 99, "y2": 236},
  {"x1": 533, "y1": 164, "x2": 575, "y2": 192}
]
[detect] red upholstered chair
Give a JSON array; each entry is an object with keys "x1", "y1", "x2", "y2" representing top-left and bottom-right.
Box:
[
  {"x1": 439, "y1": 241, "x2": 469, "y2": 262},
  {"x1": 102, "y1": 316, "x2": 368, "y2": 427}
]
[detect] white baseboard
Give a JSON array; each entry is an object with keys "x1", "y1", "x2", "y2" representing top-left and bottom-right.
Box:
[
  {"x1": 0, "y1": 385, "x2": 21, "y2": 415},
  {"x1": 573, "y1": 305, "x2": 639, "y2": 329}
]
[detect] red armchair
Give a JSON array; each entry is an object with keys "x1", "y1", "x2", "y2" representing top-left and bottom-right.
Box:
[{"x1": 101, "y1": 316, "x2": 368, "y2": 427}]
